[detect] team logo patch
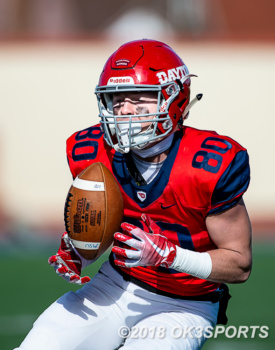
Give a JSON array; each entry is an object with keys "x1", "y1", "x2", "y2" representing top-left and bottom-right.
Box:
[{"x1": 137, "y1": 191, "x2": 146, "y2": 202}]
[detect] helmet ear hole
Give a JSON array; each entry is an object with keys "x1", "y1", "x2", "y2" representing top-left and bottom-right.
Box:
[{"x1": 178, "y1": 98, "x2": 187, "y2": 109}]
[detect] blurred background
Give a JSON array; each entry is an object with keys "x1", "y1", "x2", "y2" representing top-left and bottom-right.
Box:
[{"x1": 0, "y1": 0, "x2": 274, "y2": 349}]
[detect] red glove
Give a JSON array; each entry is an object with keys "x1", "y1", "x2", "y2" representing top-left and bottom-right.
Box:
[
  {"x1": 48, "y1": 232, "x2": 91, "y2": 285},
  {"x1": 112, "y1": 214, "x2": 177, "y2": 268}
]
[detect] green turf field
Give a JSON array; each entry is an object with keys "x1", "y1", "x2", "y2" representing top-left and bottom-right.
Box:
[{"x1": 1, "y1": 242, "x2": 274, "y2": 350}]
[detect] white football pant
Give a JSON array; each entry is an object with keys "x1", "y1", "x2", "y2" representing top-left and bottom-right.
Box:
[{"x1": 15, "y1": 261, "x2": 219, "y2": 350}]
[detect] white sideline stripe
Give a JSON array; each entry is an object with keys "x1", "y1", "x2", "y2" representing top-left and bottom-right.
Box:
[
  {"x1": 72, "y1": 176, "x2": 105, "y2": 191},
  {"x1": 71, "y1": 239, "x2": 101, "y2": 250}
]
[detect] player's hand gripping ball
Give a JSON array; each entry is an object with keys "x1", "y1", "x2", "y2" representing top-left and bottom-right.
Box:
[
  {"x1": 48, "y1": 232, "x2": 91, "y2": 285},
  {"x1": 64, "y1": 162, "x2": 124, "y2": 260},
  {"x1": 112, "y1": 214, "x2": 177, "y2": 268}
]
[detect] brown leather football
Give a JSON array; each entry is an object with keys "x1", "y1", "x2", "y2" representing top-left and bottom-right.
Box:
[{"x1": 64, "y1": 162, "x2": 123, "y2": 260}]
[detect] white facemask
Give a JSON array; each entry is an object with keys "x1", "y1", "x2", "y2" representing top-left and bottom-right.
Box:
[
  {"x1": 115, "y1": 121, "x2": 158, "y2": 153},
  {"x1": 115, "y1": 122, "x2": 142, "y2": 153}
]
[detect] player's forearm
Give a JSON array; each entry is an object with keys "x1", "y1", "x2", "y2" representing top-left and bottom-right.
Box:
[
  {"x1": 170, "y1": 246, "x2": 252, "y2": 284},
  {"x1": 207, "y1": 248, "x2": 252, "y2": 283}
]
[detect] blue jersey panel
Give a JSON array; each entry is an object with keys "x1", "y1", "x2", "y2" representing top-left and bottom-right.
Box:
[
  {"x1": 209, "y1": 150, "x2": 250, "y2": 214},
  {"x1": 112, "y1": 131, "x2": 182, "y2": 208}
]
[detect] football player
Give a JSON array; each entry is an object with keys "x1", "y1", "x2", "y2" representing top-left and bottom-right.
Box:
[{"x1": 15, "y1": 39, "x2": 252, "y2": 350}]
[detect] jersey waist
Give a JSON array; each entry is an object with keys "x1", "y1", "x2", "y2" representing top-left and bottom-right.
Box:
[{"x1": 109, "y1": 254, "x2": 220, "y2": 301}]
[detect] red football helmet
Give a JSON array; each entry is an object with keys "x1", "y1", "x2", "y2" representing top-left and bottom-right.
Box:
[{"x1": 95, "y1": 39, "x2": 200, "y2": 153}]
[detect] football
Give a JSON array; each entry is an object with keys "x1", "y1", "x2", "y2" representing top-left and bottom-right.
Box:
[{"x1": 64, "y1": 162, "x2": 124, "y2": 260}]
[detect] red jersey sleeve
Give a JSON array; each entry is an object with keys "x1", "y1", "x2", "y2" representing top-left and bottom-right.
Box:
[
  {"x1": 168, "y1": 128, "x2": 250, "y2": 217},
  {"x1": 66, "y1": 124, "x2": 114, "y2": 179}
]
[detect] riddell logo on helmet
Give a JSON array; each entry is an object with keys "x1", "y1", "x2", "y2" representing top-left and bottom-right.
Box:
[
  {"x1": 156, "y1": 65, "x2": 189, "y2": 84},
  {"x1": 107, "y1": 77, "x2": 135, "y2": 85}
]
